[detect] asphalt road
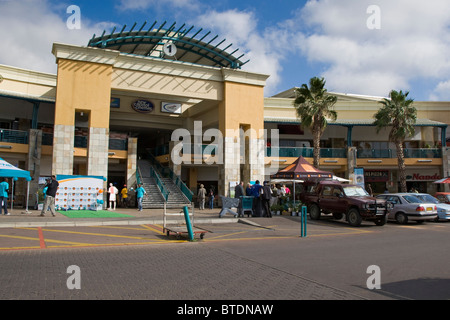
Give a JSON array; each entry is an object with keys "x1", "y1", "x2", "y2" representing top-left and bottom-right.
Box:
[{"x1": 0, "y1": 216, "x2": 449, "y2": 301}]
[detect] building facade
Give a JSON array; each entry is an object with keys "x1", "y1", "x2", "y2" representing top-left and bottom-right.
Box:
[{"x1": 0, "y1": 22, "x2": 448, "y2": 207}]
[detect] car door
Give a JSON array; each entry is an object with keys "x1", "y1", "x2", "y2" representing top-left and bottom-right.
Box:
[
  {"x1": 332, "y1": 186, "x2": 347, "y2": 213},
  {"x1": 319, "y1": 185, "x2": 334, "y2": 213}
]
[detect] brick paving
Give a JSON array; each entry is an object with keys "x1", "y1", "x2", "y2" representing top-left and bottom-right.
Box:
[{"x1": 0, "y1": 243, "x2": 364, "y2": 300}]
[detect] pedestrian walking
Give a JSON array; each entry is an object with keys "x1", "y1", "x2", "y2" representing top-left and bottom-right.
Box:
[
  {"x1": 108, "y1": 183, "x2": 119, "y2": 210},
  {"x1": 0, "y1": 178, "x2": 9, "y2": 215},
  {"x1": 40, "y1": 176, "x2": 59, "y2": 217},
  {"x1": 198, "y1": 184, "x2": 206, "y2": 210},
  {"x1": 135, "y1": 184, "x2": 146, "y2": 211}
]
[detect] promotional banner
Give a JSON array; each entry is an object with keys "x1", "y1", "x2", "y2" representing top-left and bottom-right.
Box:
[{"x1": 55, "y1": 175, "x2": 105, "y2": 211}]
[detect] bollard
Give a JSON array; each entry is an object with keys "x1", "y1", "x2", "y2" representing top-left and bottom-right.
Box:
[
  {"x1": 183, "y1": 206, "x2": 195, "y2": 241},
  {"x1": 301, "y1": 206, "x2": 307, "y2": 237}
]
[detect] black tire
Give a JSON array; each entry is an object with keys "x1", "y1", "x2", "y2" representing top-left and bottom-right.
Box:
[
  {"x1": 396, "y1": 213, "x2": 408, "y2": 225},
  {"x1": 309, "y1": 204, "x2": 321, "y2": 220},
  {"x1": 374, "y1": 215, "x2": 387, "y2": 226},
  {"x1": 347, "y1": 208, "x2": 362, "y2": 227}
]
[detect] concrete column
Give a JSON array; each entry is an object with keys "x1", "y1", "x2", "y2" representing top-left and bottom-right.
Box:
[
  {"x1": 27, "y1": 129, "x2": 42, "y2": 207},
  {"x1": 52, "y1": 124, "x2": 74, "y2": 175},
  {"x1": 87, "y1": 127, "x2": 109, "y2": 177},
  {"x1": 442, "y1": 147, "x2": 450, "y2": 192}
]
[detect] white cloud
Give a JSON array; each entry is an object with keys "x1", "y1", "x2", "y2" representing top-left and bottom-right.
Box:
[
  {"x1": 0, "y1": 0, "x2": 114, "y2": 74},
  {"x1": 117, "y1": 0, "x2": 200, "y2": 11},
  {"x1": 195, "y1": 9, "x2": 293, "y2": 95},
  {"x1": 294, "y1": 0, "x2": 450, "y2": 99},
  {"x1": 430, "y1": 80, "x2": 450, "y2": 101}
]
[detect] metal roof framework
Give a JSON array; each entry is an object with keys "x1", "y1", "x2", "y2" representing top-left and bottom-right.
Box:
[{"x1": 88, "y1": 21, "x2": 249, "y2": 69}]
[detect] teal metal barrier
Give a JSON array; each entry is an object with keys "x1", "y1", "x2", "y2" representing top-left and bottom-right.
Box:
[
  {"x1": 150, "y1": 167, "x2": 170, "y2": 202},
  {"x1": 183, "y1": 206, "x2": 194, "y2": 241},
  {"x1": 301, "y1": 206, "x2": 307, "y2": 238}
]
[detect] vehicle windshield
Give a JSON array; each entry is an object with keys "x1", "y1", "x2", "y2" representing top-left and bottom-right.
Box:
[
  {"x1": 415, "y1": 194, "x2": 439, "y2": 204},
  {"x1": 402, "y1": 195, "x2": 423, "y2": 203},
  {"x1": 343, "y1": 186, "x2": 369, "y2": 197}
]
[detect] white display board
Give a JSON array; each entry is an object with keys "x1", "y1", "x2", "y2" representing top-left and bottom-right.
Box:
[{"x1": 55, "y1": 175, "x2": 105, "y2": 211}]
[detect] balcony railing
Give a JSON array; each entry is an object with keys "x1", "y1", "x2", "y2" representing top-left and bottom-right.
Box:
[
  {"x1": 41, "y1": 133, "x2": 128, "y2": 151},
  {"x1": 267, "y1": 147, "x2": 347, "y2": 158},
  {"x1": 0, "y1": 129, "x2": 28, "y2": 144},
  {"x1": 357, "y1": 148, "x2": 442, "y2": 159}
]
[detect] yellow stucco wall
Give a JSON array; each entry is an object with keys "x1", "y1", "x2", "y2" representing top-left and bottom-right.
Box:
[
  {"x1": 54, "y1": 59, "x2": 112, "y2": 128},
  {"x1": 219, "y1": 81, "x2": 265, "y2": 138}
]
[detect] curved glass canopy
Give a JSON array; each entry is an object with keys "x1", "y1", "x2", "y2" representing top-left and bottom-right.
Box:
[{"x1": 88, "y1": 21, "x2": 249, "y2": 69}]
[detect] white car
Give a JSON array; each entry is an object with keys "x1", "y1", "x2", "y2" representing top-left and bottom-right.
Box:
[
  {"x1": 376, "y1": 193, "x2": 437, "y2": 224},
  {"x1": 414, "y1": 193, "x2": 450, "y2": 222}
]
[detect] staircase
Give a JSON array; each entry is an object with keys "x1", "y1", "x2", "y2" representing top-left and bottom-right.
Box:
[{"x1": 137, "y1": 159, "x2": 191, "y2": 209}]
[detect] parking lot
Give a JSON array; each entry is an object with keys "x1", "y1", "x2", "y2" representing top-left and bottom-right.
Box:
[{"x1": 0, "y1": 214, "x2": 448, "y2": 251}]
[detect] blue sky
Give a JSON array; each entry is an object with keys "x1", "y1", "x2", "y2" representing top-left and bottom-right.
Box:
[{"x1": 1, "y1": 0, "x2": 450, "y2": 101}]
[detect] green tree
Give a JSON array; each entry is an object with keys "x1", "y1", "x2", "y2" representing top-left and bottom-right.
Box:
[
  {"x1": 374, "y1": 90, "x2": 417, "y2": 192},
  {"x1": 293, "y1": 77, "x2": 338, "y2": 168}
]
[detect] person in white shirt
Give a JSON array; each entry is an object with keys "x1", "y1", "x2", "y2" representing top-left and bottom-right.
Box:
[{"x1": 108, "y1": 183, "x2": 119, "y2": 210}]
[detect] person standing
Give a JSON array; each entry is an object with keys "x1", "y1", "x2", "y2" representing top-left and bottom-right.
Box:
[
  {"x1": 0, "y1": 178, "x2": 9, "y2": 215},
  {"x1": 108, "y1": 183, "x2": 119, "y2": 210},
  {"x1": 366, "y1": 184, "x2": 373, "y2": 197},
  {"x1": 208, "y1": 186, "x2": 215, "y2": 210},
  {"x1": 135, "y1": 184, "x2": 146, "y2": 211},
  {"x1": 121, "y1": 184, "x2": 128, "y2": 208},
  {"x1": 40, "y1": 176, "x2": 59, "y2": 217},
  {"x1": 261, "y1": 181, "x2": 272, "y2": 218},
  {"x1": 197, "y1": 184, "x2": 206, "y2": 210},
  {"x1": 251, "y1": 180, "x2": 263, "y2": 217},
  {"x1": 234, "y1": 181, "x2": 245, "y2": 217}
]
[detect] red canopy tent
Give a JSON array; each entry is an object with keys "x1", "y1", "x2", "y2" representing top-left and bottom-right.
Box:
[
  {"x1": 270, "y1": 156, "x2": 333, "y2": 182},
  {"x1": 270, "y1": 156, "x2": 333, "y2": 207}
]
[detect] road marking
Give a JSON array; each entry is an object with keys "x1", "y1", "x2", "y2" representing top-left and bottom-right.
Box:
[
  {"x1": 29, "y1": 228, "x2": 157, "y2": 240},
  {"x1": 38, "y1": 227, "x2": 46, "y2": 249},
  {"x1": 142, "y1": 224, "x2": 165, "y2": 235}
]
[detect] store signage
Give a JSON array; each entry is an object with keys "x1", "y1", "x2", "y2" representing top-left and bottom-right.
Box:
[
  {"x1": 161, "y1": 102, "x2": 182, "y2": 114},
  {"x1": 132, "y1": 100, "x2": 154, "y2": 113},
  {"x1": 365, "y1": 170, "x2": 389, "y2": 182},
  {"x1": 406, "y1": 173, "x2": 441, "y2": 181}
]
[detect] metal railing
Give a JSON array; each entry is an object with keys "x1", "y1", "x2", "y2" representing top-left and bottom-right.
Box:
[
  {"x1": 357, "y1": 148, "x2": 442, "y2": 159},
  {"x1": 266, "y1": 147, "x2": 347, "y2": 158},
  {"x1": 147, "y1": 152, "x2": 194, "y2": 202},
  {"x1": 149, "y1": 166, "x2": 170, "y2": 202},
  {"x1": 0, "y1": 129, "x2": 28, "y2": 144}
]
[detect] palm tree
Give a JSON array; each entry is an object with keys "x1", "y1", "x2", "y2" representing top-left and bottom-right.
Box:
[
  {"x1": 374, "y1": 90, "x2": 417, "y2": 192},
  {"x1": 293, "y1": 77, "x2": 338, "y2": 168}
]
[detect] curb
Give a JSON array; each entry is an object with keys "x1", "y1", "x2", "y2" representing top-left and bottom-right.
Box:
[{"x1": 0, "y1": 217, "x2": 240, "y2": 229}]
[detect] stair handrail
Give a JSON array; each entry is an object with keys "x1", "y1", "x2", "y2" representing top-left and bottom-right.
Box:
[
  {"x1": 147, "y1": 152, "x2": 193, "y2": 202},
  {"x1": 149, "y1": 166, "x2": 170, "y2": 202}
]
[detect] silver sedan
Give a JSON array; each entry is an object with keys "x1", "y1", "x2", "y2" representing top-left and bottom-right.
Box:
[
  {"x1": 414, "y1": 193, "x2": 450, "y2": 222},
  {"x1": 376, "y1": 193, "x2": 437, "y2": 224}
]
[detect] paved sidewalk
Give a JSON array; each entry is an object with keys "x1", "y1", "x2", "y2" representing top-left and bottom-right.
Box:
[{"x1": 0, "y1": 206, "x2": 240, "y2": 228}]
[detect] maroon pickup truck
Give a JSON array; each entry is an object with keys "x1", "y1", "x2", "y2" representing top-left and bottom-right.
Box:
[{"x1": 300, "y1": 180, "x2": 390, "y2": 227}]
